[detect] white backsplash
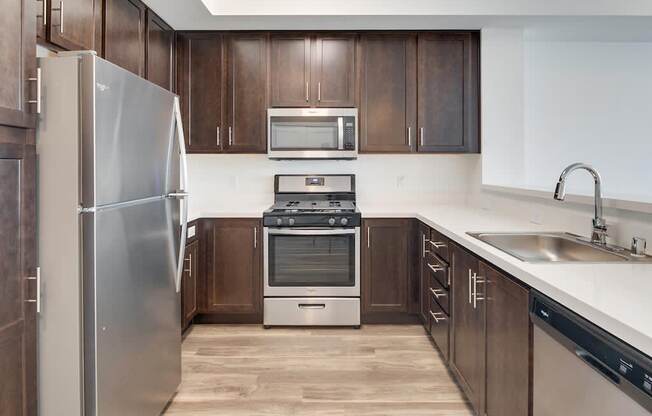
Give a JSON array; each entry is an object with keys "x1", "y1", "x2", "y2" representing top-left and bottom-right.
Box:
[{"x1": 187, "y1": 153, "x2": 480, "y2": 217}]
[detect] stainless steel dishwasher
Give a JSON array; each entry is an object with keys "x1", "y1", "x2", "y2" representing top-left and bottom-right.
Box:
[{"x1": 530, "y1": 291, "x2": 652, "y2": 416}]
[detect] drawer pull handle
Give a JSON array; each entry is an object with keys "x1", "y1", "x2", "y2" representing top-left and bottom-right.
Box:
[
  {"x1": 298, "y1": 304, "x2": 326, "y2": 309},
  {"x1": 429, "y1": 241, "x2": 447, "y2": 249},
  {"x1": 427, "y1": 263, "x2": 445, "y2": 274},
  {"x1": 430, "y1": 311, "x2": 447, "y2": 323},
  {"x1": 430, "y1": 288, "x2": 446, "y2": 299}
]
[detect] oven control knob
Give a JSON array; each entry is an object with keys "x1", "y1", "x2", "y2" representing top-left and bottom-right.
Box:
[
  {"x1": 328, "y1": 217, "x2": 336, "y2": 226},
  {"x1": 340, "y1": 218, "x2": 348, "y2": 226},
  {"x1": 288, "y1": 218, "x2": 295, "y2": 226},
  {"x1": 276, "y1": 218, "x2": 283, "y2": 226}
]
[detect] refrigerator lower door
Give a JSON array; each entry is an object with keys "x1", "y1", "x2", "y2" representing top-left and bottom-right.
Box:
[{"x1": 83, "y1": 197, "x2": 181, "y2": 416}]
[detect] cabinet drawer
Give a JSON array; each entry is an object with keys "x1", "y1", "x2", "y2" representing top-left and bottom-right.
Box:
[
  {"x1": 429, "y1": 295, "x2": 449, "y2": 361},
  {"x1": 428, "y1": 274, "x2": 449, "y2": 315},
  {"x1": 428, "y1": 229, "x2": 450, "y2": 263},
  {"x1": 425, "y1": 251, "x2": 450, "y2": 289}
]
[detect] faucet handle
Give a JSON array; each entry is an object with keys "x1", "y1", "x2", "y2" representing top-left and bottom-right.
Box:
[{"x1": 631, "y1": 237, "x2": 647, "y2": 256}]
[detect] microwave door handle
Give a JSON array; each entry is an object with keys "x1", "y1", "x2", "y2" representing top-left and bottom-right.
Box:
[{"x1": 337, "y1": 117, "x2": 344, "y2": 150}]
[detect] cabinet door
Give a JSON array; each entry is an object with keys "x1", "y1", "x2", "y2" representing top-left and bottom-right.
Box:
[
  {"x1": 311, "y1": 34, "x2": 356, "y2": 107},
  {"x1": 362, "y1": 219, "x2": 410, "y2": 315},
  {"x1": 47, "y1": 0, "x2": 95, "y2": 51},
  {"x1": 484, "y1": 263, "x2": 530, "y2": 416},
  {"x1": 145, "y1": 9, "x2": 173, "y2": 90},
  {"x1": 269, "y1": 34, "x2": 310, "y2": 107},
  {"x1": 0, "y1": 0, "x2": 37, "y2": 128},
  {"x1": 176, "y1": 33, "x2": 223, "y2": 153},
  {"x1": 182, "y1": 240, "x2": 199, "y2": 329},
  {"x1": 417, "y1": 32, "x2": 479, "y2": 153},
  {"x1": 103, "y1": 0, "x2": 146, "y2": 76},
  {"x1": 450, "y1": 244, "x2": 485, "y2": 414},
  {"x1": 204, "y1": 219, "x2": 261, "y2": 314},
  {"x1": 0, "y1": 135, "x2": 37, "y2": 416},
  {"x1": 224, "y1": 33, "x2": 268, "y2": 153},
  {"x1": 359, "y1": 34, "x2": 416, "y2": 153},
  {"x1": 418, "y1": 222, "x2": 431, "y2": 326}
]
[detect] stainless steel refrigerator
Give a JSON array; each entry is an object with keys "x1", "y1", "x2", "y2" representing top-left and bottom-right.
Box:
[{"x1": 37, "y1": 52, "x2": 188, "y2": 415}]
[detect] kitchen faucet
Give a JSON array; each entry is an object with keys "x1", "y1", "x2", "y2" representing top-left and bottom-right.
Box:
[{"x1": 553, "y1": 163, "x2": 608, "y2": 245}]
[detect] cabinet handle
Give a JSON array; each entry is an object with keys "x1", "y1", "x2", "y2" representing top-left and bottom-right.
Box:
[
  {"x1": 427, "y1": 263, "x2": 445, "y2": 274},
  {"x1": 420, "y1": 127, "x2": 424, "y2": 147},
  {"x1": 430, "y1": 288, "x2": 446, "y2": 299},
  {"x1": 430, "y1": 311, "x2": 447, "y2": 323},
  {"x1": 367, "y1": 226, "x2": 371, "y2": 248},
  {"x1": 422, "y1": 233, "x2": 430, "y2": 258},
  {"x1": 407, "y1": 127, "x2": 412, "y2": 147},
  {"x1": 254, "y1": 227, "x2": 257, "y2": 248},
  {"x1": 473, "y1": 274, "x2": 485, "y2": 309},
  {"x1": 216, "y1": 126, "x2": 220, "y2": 146},
  {"x1": 318, "y1": 82, "x2": 321, "y2": 102},
  {"x1": 40, "y1": 0, "x2": 47, "y2": 26},
  {"x1": 429, "y1": 241, "x2": 447, "y2": 249},
  {"x1": 228, "y1": 126, "x2": 233, "y2": 146},
  {"x1": 25, "y1": 267, "x2": 41, "y2": 314},
  {"x1": 468, "y1": 269, "x2": 472, "y2": 304},
  {"x1": 305, "y1": 82, "x2": 309, "y2": 102},
  {"x1": 184, "y1": 253, "x2": 192, "y2": 276},
  {"x1": 27, "y1": 68, "x2": 42, "y2": 114},
  {"x1": 52, "y1": 1, "x2": 64, "y2": 33}
]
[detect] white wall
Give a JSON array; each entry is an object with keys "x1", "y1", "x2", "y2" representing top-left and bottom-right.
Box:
[{"x1": 187, "y1": 154, "x2": 480, "y2": 218}]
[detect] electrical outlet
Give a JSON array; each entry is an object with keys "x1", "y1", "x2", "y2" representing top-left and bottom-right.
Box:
[{"x1": 396, "y1": 175, "x2": 405, "y2": 189}]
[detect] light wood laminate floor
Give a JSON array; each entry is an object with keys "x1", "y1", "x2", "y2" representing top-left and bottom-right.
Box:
[{"x1": 164, "y1": 325, "x2": 473, "y2": 415}]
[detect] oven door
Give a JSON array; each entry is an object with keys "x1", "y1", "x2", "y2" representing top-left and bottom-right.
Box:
[{"x1": 264, "y1": 228, "x2": 360, "y2": 297}]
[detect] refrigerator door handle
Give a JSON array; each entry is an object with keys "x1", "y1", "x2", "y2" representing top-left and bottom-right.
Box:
[{"x1": 172, "y1": 96, "x2": 189, "y2": 293}]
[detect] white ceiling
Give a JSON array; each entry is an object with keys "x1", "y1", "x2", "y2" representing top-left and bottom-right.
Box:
[{"x1": 141, "y1": 0, "x2": 652, "y2": 41}]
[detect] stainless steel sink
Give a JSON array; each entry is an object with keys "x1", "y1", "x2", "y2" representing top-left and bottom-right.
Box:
[{"x1": 467, "y1": 232, "x2": 651, "y2": 263}]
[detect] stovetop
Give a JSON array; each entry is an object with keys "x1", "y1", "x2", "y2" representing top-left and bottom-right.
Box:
[{"x1": 268, "y1": 200, "x2": 357, "y2": 213}]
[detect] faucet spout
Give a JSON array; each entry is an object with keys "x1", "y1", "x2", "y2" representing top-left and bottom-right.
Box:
[{"x1": 553, "y1": 163, "x2": 607, "y2": 245}]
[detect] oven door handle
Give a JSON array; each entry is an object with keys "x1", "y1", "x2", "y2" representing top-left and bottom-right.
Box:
[{"x1": 266, "y1": 228, "x2": 357, "y2": 236}]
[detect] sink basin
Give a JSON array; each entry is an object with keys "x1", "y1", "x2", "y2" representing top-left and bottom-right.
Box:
[{"x1": 467, "y1": 232, "x2": 634, "y2": 263}]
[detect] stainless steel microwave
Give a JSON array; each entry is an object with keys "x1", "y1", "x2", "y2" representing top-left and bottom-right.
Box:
[{"x1": 267, "y1": 108, "x2": 358, "y2": 160}]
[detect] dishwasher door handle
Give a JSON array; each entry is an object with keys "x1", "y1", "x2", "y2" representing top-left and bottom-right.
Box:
[{"x1": 575, "y1": 349, "x2": 621, "y2": 384}]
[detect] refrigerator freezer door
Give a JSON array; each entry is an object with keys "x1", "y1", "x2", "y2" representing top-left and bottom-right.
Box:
[
  {"x1": 83, "y1": 197, "x2": 181, "y2": 416},
  {"x1": 82, "y1": 54, "x2": 177, "y2": 207}
]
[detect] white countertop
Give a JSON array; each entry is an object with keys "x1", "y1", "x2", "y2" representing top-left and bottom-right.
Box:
[
  {"x1": 362, "y1": 203, "x2": 652, "y2": 357},
  {"x1": 192, "y1": 203, "x2": 652, "y2": 356}
]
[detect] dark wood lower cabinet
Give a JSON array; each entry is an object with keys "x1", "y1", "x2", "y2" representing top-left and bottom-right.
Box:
[
  {"x1": 181, "y1": 239, "x2": 199, "y2": 331},
  {"x1": 418, "y1": 222, "x2": 431, "y2": 325},
  {"x1": 362, "y1": 218, "x2": 415, "y2": 323},
  {"x1": 0, "y1": 131, "x2": 37, "y2": 416},
  {"x1": 200, "y1": 218, "x2": 262, "y2": 323},
  {"x1": 450, "y1": 243, "x2": 485, "y2": 415},
  {"x1": 483, "y1": 262, "x2": 531, "y2": 416}
]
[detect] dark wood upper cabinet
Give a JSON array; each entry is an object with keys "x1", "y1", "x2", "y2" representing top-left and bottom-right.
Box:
[
  {"x1": 223, "y1": 33, "x2": 268, "y2": 153},
  {"x1": 0, "y1": 132, "x2": 37, "y2": 416},
  {"x1": 359, "y1": 33, "x2": 416, "y2": 153},
  {"x1": 1, "y1": 0, "x2": 37, "y2": 128},
  {"x1": 145, "y1": 9, "x2": 173, "y2": 90},
  {"x1": 362, "y1": 219, "x2": 410, "y2": 318},
  {"x1": 202, "y1": 219, "x2": 262, "y2": 316},
  {"x1": 311, "y1": 33, "x2": 356, "y2": 107},
  {"x1": 417, "y1": 32, "x2": 479, "y2": 153},
  {"x1": 103, "y1": 0, "x2": 146, "y2": 76},
  {"x1": 484, "y1": 263, "x2": 531, "y2": 416},
  {"x1": 269, "y1": 34, "x2": 311, "y2": 107},
  {"x1": 450, "y1": 243, "x2": 485, "y2": 415},
  {"x1": 44, "y1": 0, "x2": 96, "y2": 51},
  {"x1": 176, "y1": 33, "x2": 224, "y2": 153},
  {"x1": 181, "y1": 240, "x2": 199, "y2": 330}
]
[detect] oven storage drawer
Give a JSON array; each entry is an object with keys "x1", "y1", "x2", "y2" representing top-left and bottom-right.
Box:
[
  {"x1": 425, "y1": 251, "x2": 450, "y2": 289},
  {"x1": 264, "y1": 298, "x2": 360, "y2": 326},
  {"x1": 428, "y1": 229, "x2": 450, "y2": 263},
  {"x1": 429, "y1": 295, "x2": 450, "y2": 361},
  {"x1": 429, "y1": 274, "x2": 449, "y2": 315}
]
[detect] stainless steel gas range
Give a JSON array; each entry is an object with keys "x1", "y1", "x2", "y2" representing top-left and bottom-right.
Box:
[{"x1": 262, "y1": 175, "x2": 361, "y2": 327}]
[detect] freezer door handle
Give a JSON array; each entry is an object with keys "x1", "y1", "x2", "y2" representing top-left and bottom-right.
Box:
[
  {"x1": 166, "y1": 192, "x2": 189, "y2": 199},
  {"x1": 173, "y1": 96, "x2": 189, "y2": 293}
]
